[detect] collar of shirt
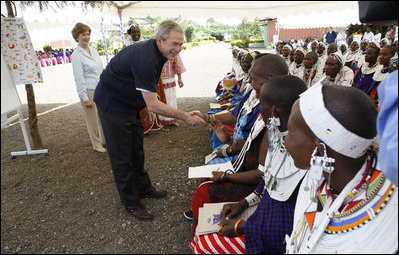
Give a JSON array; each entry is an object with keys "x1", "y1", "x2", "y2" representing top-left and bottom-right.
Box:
[{"x1": 75, "y1": 44, "x2": 95, "y2": 58}]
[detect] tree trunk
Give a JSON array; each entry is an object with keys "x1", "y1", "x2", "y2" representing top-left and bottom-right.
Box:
[
  {"x1": 26, "y1": 84, "x2": 43, "y2": 148},
  {"x1": 6, "y1": 1, "x2": 43, "y2": 149}
]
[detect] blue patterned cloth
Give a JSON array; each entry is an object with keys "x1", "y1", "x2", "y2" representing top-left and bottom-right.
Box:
[
  {"x1": 232, "y1": 100, "x2": 260, "y2": 141},
  {"x1": 207, "y1": 148, "x2": 239, "y2": 165},
  {"x1": 211, "y1": 91, "x2": 260, "y2": 149},
  {"x1": 244, "y1": 178, "x2": 301, "y2": 254}
]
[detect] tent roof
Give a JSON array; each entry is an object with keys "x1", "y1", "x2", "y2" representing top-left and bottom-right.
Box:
[{"x1": 100, "y1": 1, "x2": 361, "y2": 28}]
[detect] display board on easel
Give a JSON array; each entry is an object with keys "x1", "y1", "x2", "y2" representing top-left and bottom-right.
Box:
[{"x1": 1, "y1": 53, "x2": 48, "y2": 158}]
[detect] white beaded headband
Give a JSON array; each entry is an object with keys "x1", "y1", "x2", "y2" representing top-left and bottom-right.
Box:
[{"x1": 299, "y1": 85, "x2": 374, "y2": 158}]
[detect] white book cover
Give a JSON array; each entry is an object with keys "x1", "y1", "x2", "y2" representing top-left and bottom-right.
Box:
[{"x1": 188, "y1": 161, "x2": 233, "y2": 179}]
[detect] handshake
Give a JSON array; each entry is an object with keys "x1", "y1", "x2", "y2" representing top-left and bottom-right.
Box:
[{"x1": 183, "y1": 110, "x2": 208, "y2": 126}]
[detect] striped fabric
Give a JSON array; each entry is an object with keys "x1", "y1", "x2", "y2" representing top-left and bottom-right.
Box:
[
  {"x1": 190, "y1": 233, "x2": 246, "y2": 254},
  {"x1": 207, "y1": 151, "x2": 239, "y2": 165}
]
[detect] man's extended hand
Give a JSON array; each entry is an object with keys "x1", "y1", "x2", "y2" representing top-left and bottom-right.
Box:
[{"x1": 184, "y1": 112, "x2": 206, "y2": 125}]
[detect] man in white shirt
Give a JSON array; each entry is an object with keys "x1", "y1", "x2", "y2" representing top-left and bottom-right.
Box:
[
  {"x1": 363, "y1": 27, "x2": 375, "y2": 42},
  {"x1": 336, "y1": 29, "x2": 347, "y2": 47},
  {"x1": 374, "y1": 29, "x2": 382, "y2": 43}
]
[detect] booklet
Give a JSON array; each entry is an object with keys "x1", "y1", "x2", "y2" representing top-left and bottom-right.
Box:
[
  {"x1": 209, "y1": 103, "x2": 221, "y2": 109},
  {"x1": 188, "y1": 161, "x2": 233, "y2": 179},
  {"x1": 204, "y1": 144, "x2": 229, "y2": 164},
  {"x1": 196, "y1": 202, "x2": 257, "y2": 236}
]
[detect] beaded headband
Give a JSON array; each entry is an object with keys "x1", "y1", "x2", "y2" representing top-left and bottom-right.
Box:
[
  {"x1": 283, "y1": 44, "x2": 293, "y2": 51},
  {"x1": 249, "y1": 51, "x2": 258, "y2": 59},
  {"x1": 381, "y1": 38, "x2": 390, "y2": 45},
  {"x1": 330, "y1": 52, "x2": 344, "y2": 66},
  {"x1": 299, "y1": 85, "x2": 374, "y2": 159},
  {"x1": 369, "y1": 40, "x2": 380, "y2": 49},
  {"x1": 296, "y1": 47, "x2": 307, "y2": 56}
]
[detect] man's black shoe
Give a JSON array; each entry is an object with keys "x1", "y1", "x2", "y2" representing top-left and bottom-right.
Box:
[
  {"x1": 125, "y1": 204, "x2": 154, "y2": 221},
  {"x1": 138, "y1": 186, "x2": 167, "y2": 199}
]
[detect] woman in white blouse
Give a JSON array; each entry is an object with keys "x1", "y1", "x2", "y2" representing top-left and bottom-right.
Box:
[{"x1": 71, "y1": 23, "x2": 106, "y2": 153}]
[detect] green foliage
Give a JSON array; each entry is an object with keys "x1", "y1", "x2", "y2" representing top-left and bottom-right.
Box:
[
  {"x1": 185, "y1": 26, "x2": 195, "y2": 42},
  {"x1": 232, "y1": 18, "x2": 263, "y2": 45},
  {"x1": 249, "y1": 39, "x2": 264, "y2": 44},
  {"x1": 43, "y1": 44, "x2": 52, "y2": 52},
  {"x1": 230, "y1": 40, "x2": 249, "y2": 48},
  {"x1": 346, "y1": 24, "x2": 389, "y2": 41}
]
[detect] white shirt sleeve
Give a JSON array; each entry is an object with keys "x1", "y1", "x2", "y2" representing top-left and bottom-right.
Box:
[{"x1": 71, "y1": 51, "x2": 89, "y2": 102}]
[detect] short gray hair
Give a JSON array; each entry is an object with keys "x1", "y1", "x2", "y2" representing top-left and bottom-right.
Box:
[{"x1": 155, "y1": 20, "x2": 183, "y2": 40}]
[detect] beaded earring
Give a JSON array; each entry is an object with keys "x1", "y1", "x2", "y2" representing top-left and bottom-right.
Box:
[{"x1": 305, "y1": 143, "x2": 335, "y2": 202}]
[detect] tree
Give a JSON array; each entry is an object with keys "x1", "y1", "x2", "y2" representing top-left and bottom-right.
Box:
[
  {"x1": 232, "y1": 18, "x2": 263, "y2": 46},
  {"x1": 185, "y1": 26, "x2": 195, "y2": 42}
]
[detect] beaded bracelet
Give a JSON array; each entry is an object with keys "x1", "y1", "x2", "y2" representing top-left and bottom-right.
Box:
[
  {"x1": 234, "y1": 219, "x2": 245, "y2": 236},
  {"x1": 202, "y1": 113, "x2": 209, "y2": 123},
  {"x1": 220, "y1": 146, "x2": 228, "y2": 157},
  {"x1": 230, "y1": 138, "x2": 238, "y2": 149}
]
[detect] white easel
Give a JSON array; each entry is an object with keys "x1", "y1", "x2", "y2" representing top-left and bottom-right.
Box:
[{"x1": 1, "y1": 54, "x2": 49, "y2": 159}]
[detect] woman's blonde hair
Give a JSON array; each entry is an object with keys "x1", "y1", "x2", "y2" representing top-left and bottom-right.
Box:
[{"x1": 71, "y1": 23, "x2": 91, "y2": 42}]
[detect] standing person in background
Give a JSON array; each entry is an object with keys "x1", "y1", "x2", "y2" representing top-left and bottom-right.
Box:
[
  {"x1": 336, "y1": 29, "x2": 347, "y2": 47},
  {"x1": 350, "y1": 29, "x2": 363, "y2": 44},
  {"x1": 385, "y1": 26, "x2": 396, "y2": 43},
  {"x1": 126, "y1": 23, "x2": 144, "y2": 46},
  {"x1": 93, "y1": 20, "x2": 205, "y2": 221},
  {"x1": 374, "y1": 29, "x2": 382, "y2": 43},
  {"x1": 363, "y1": 27, "x2": 374, "y2": 42},
  {"x1": 325, "y1": 27, "x2": 337, "y2": 44},
  {"x1": 158, "y1": 53, "x2": 186, "y2": 131},
  {"x1": 71, "y1": 22, "x2": 106, "y2": 153},
  {"x1": 112, "y1": 40, "x2": 119, "y2": 55}
]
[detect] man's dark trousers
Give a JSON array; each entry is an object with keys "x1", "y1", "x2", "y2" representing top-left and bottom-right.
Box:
[{"x1": 98, "y1": 108, "x2": 152, "y2": 208}]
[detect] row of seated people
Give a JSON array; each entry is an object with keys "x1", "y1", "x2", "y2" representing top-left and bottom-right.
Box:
[
  {"x1": 186, "y1": 52, "x2": 398, "y2": 253},
  {"x1": 36, "y1": 49, "x2": 74, "y2": 67},
  {"x1": 277, "y1": 39, "x2": 398, "y2": 108}
]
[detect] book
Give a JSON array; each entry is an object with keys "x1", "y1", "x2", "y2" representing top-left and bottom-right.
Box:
[
  {"x1": 188, "y1": 161, "x2": 233, "y2": 179},
  {"x1": 196, "y1": 202, "x2": 257, "y2": 235}
]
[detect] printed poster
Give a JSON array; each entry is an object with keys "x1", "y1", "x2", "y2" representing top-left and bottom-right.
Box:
[{"x1": 1, "y1": 16, "x2": 43, "y2": 85}]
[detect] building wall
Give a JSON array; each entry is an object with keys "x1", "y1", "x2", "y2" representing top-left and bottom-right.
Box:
[
  {"x1": 278, "y1": 28, "x2": 328, "y2": 41},
  {"x1": 264, "y1": 19, "x2": 330, "y2": 43}
]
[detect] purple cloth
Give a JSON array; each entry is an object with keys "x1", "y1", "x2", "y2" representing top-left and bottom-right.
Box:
[
  {"x1": 244, "y1": 178, "x2": 301, "y2": 254},
  {"x1": 353, "y1": 66, "x2": 377, "y2": 95}
]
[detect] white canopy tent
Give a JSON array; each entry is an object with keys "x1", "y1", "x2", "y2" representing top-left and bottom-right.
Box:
[
  {"x1": 98, "y1": 1, "x2": 361, "y2": 28},
  {"x1": 3, "y1": 1, "x2": 362, "y2": 51},
  {"x1": 1, "y1": 2, "x2": 120, "y2": 51}
]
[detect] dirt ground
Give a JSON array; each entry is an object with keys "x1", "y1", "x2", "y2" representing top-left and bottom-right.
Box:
[{"x1": 1, "y1": 97, "x2": 213, "y2": 254}]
